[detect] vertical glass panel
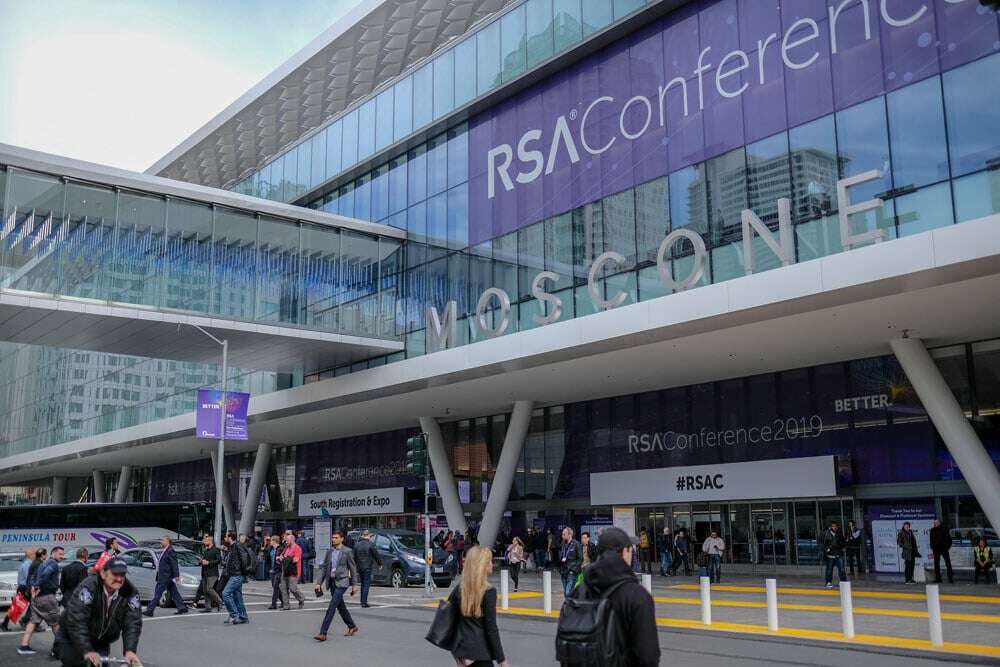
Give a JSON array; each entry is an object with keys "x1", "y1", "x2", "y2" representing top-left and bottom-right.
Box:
[
  {"x1": 394, "y1": 76, "x2": 413, "y2": 142},
  {"x1": 164, "y1": 199, "x2": 212, "y2": 312},
  {"x1": 447, "y1": 184, "x2": 469, "y2": 250},
  {"x1": 669, "y1": 165, "x2": 707, "y2": 239},
  {"x1": 339, "y1": 230, "x2": 380, "y2": 336},
  {"x1": 553, "y1": 0, "x2": 583, "y2": 52},
  {"x1": 953, "y1": 170, "x2": 1000, "y2": 223},
  {"x1": 895, "y1": 182, "x2": 954, "y2": 237},
  {"x1": 793, "y1": 501, "x2": 819, "y2": 565},
  {"x1": 375, "y1": 88, "x2": 394, "y2": 153},
  {"x1": 477, "y1": 20, "x2": 501, "y2": 96},
  {"x1": 379, "y1": 237, "x2": 403, "y2": 337},
  {"x1": 501, "y1": 5, "x2": 526, "y2": 83},
  {"x1": 257, "y1": 216, "x2": 300, "y2": 323},
  {"x1": 746, "y1": 132, "x2": 791, "y2": 224},
  {"x1": 493, "y1": 231, "x2": 518, "y2": 315},
  {"x1": 300, "y1": 224, "x2": 339, "y2": 330},
  {"x1": 281, "y1": 148, "x2": 296, "y2": 202},
  {"x1": 427, "y1": 132, "x2": 449, "y2": 196},
  {"x1": 357, "y1": 99, "x2": 376, "y2": 161},
  {"x1": 944, "y1": 53, "x2": 1000, "y2": 177},
  {"x1": 426, "y1": 191, "x2": 448, "y2": 249},
  {"x1": 614, "y1": 0, "x2": 644, "y2": 19},
  {"x1": 408, "y1": 144, "x2": 427, "y2": 204},
  {"x1": 602, "y1": 189, "x2": 637, "y2": 270},
  {"x1": 296, "y1": 141, "x2": 311, "y2": 197},
  {"x1": 788, "y1": 115, "x2": 839, "y2": 222},
  {"x1": 354, "y1": 173, "x2": 372, "y2": 222},
  {"x1": 370, "y1": 163, "x2": 390, "y2": 222},
  {"x1": 111, "y1": 191, "x2": 165, "y2": 307},
  {"x1": 326, "y1": 121, "x2": 342, "y2": 180},
  {"x1": 310, "y1": 129, "x2": 327, "y2": 190},
  {"x1": 388, "y1": 154, "x2": 408, "y2": 215},
  {"x1": 706, "y1": 148, "x2": 747, "y2": 248},
  {"x1": 544, "y1": 212, "x2": 574, "y2": 291},
  {"x1": 638, "y1": 264, "x2": 670, "y2": 301},
  {"x1": 433, "y1": 49, "x2": 455, "y2": 120},
  {"x1": 526, "y1": 0, "x2": 554, "y2": 68},
  {"x1": 887, "y1": 76, "x2": 949, "y2": 189},
  {"x1": 412, "y1": 64, "x2": 433, "y2": 130},
  {"x1": 1, "y1": 169, "x2": 64, "y2": 291},
  {"x1": 518, "y1": 222, "x2": 544, "y2": 301},
  {"x1": 835, "y1": 97, "x2": 892, "y2": 201},
  {"x1": 454, "y1": 38, "x2": 477, "y2": 107},
  {"x1": 341, "y1": 109, "x2": 359, "y2": 168},
  {"x1": 634, "y1": 177, "x2": 669, "y2": 266},
  {"x1": 448, "y1": 124, "x2": 469, "y2": 188},
  {"x1": 337, "y1": 182, "x2": 355, "y2": 218},
  {"x1": 795, "y1": 213, "x2": 840, "y2": 262},
  {"x1": 212, "y1": 207, "x2": 257, "y2": 319},
  {"x1": 62, "y1": 182, "x2": 116, "y2": 299},
  {"x1": 582, "y1": 0, "x2": 613, "y2": 36}
]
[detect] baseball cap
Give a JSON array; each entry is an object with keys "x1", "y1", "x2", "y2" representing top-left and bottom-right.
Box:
[
  {"x1": 597, "y1": 527, "x2": 633, "y2": 554},
  {"x1": 106, "y1": 558, "x2": 128, "y2": 574}
]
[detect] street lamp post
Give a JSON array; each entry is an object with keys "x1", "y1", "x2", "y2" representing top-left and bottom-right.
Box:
[{"x1": 188, "y1": 325, "x2": 228, "y2": 545}]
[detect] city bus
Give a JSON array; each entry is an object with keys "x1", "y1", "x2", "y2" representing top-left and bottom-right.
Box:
[{"x1": 0, "y1": 502, "x2": 214, "y2": 555}]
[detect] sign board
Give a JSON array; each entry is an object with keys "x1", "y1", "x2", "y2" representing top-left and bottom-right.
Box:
[
  {"x1": 313, "y1": 519, "x2": 332, "y2": 567},
  {"x1": 612, "y1": 507, "x2": 636, "y2": 538},
  {"x1": 591, "y1": 456, "x2": 837, "y2": 505},
  {"x1": 195, "y1": 389, "x2": 250, "y2": 440},
  {"x1": 297, "y1": 487, "x2": 405, "y2": 517},
  {"x1": 867, "y1": 504, "x2": 935, "y2": 574}
]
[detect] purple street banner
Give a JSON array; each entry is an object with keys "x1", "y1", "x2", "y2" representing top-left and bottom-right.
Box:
[
  {"x1": 195, "y1": 389, "x2": 250, "y2": 441},
  {"x1": 468, "y1": 0, "x2": 999, "y2": 245}
]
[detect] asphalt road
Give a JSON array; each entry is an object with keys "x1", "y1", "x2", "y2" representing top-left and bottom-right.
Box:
[{"x1": 1, "y1": 587, "x2": 991, "y2": 666}]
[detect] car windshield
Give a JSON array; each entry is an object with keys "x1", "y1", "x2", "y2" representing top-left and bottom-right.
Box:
[
  {"x1": 157, "y1": 550, "x2": 201, "y2": 567},
  {"x1": 392, "y1": 534, "x2": 424, "y2": 550},
  {"x1": 0, "y1": 557, "x2": 21, "y2": 572}
]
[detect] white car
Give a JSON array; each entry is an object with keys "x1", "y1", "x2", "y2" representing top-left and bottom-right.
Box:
[{"x1": 0, "y1": 552, "x2": 23, "y2": 608}]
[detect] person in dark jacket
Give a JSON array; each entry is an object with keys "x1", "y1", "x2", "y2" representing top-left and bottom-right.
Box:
[
  {"x1": 821, "y1": 522, "x2": 847, "y2": 588},
  {"x1": 845, "y1": 521, "x2": 863, "y2": 576},
  {"x1": 222, "y1": 532, "x2": 250, "y2": 625},
  {"x1": 297, "y1": 530, "x2": 315, "y2": 584},
  {"x1": 558, "y1": 528, "x2": 583, "y2": 597},
  {"x1": 445, "y1": 546, "x2": 507, "y2": 667},
  {"x1": 60, "y1": 548, "x2": 90, "y2": 600},
  {"x1": 669, "y1": 529, "x2": 690, "y2": 575},
  {"x1": 929, "y1": 519, "x2": 954, "y2": 584},
  {"x1": 195, "y1": 534, "x2": 222, "y2": 613},
  {"x1": 54, "y1": 559, "x2": 142, "y2": 667},
  {"x1": 897, "y1": 522, "x2": 919, "y2": 584},
  {"x1": 352, "y1": 531, "x2": 383, "y2": 608},
  {"x1": 142, "y1": 536, "x2": 187, "y2": 617},
  {"x1": 265, "y1": 536, "x2": 283, "y2": 610},
  {"x1": 569, "y1": 527, "x2": 660, "y2": 667}
]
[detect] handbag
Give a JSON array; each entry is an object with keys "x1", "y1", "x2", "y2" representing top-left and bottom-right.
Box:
[
  {"x1": 6, "y1": 592, "x2": 28, "y2": 624},
  {"x1": 214, "y1": 574, "x2": 229, "y2": 596},
  {"x1": 425, "y1": 597, "x2": 459, "y2": 650}
]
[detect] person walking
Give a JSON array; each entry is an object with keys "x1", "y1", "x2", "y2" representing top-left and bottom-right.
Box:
[
  {"x1": 297, "y1": 530, "x2": 315, "y2": 584},
  {"x1": 929, "y1": 519, "x2": 954, "y2": 584},
  {"x1": 558, "y1": 528, "x2": 583, "y2": 597},
  {"x1": 669, "y1": 529, "x2": 690, "y2": 575},
  {"x1": 1, "y1": 547, "x2": 35, "y2": 632},
  {"x1": 638, "y1": 528, "x2": 653, "y2": 575},
  {"x1": 278, "y1": 530, "x2": 306, "y2": 610},
  {"x1": 195, "y1": 534, "x2": 222, "y2": 613},
  {"x1": 221, "y1": 532, "x2": 251, "y2": 625},
  {"x1": 265, "y1": 536, "x2": 283, "y2": 609},
  {"x1": 352, "y1": 530, "x2": 382, "y2": 608},
  {"x1": 60, "y1": 548, "x2": 89, "y2": 600},
  {"x1": 444, "y1": 545, "x2": 508, "y2": 667},
  {"x1": 702, "y1": 530, "x2": 725, "y2": 584},
  {"x1": 313, "y1": 531, "x2": 359, "y2": 642},
  {"x1": 974, "y1": 538, "x2": 994, "y2": 584},
  {"x1": 580, "y1": 532, "x2": 597, "y2": 569},
  {"x1": 91, "y1": 538, "x2": 120, "y2": 574},
  {"x1": 845, "y1": 521, "x2": 863, "y2": 576},
  {"x1": 143, "y1": 536, "x2": 188, "y2": 617},
  {"x1": 821, "y1": 522, "x2": 847, "y2": 589},
  {"x1": 897, "y1": 522, "x2": 919, "y2": 584},
  {"x1": 17, "y1": 546, "x2": 64, "y2": 655},
  {"x1": 559, "y1": 527, "x2": 661, "y2": 666},
  {"x1": 659, "y1": 529, "x2": 673, "y2": 576},
  {"x1": 532, "y1": 530, "x2": 547, "y2": 572},
  {"x1": 505, "y1": 537, "x2": 525, "y2": 592}
]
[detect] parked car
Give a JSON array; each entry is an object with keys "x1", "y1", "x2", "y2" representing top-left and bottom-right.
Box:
[
  {"x1": 348, "y1": 529, "x2": 453, "y2": 589},
  {"x1": 0, "y1": 552, "x2": 21, "y2": 608},
  {"x1": 118, "y1": 547, "x2": 202, "y2": 604}
]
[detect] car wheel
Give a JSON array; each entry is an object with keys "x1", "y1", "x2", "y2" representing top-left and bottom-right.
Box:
[{"x1": 390, "y1": 568, "x2": 406, "y2": 589}]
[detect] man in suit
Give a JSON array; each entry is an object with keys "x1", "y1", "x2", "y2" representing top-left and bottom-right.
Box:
[
  {"x1": 143, "y1": 536, "x2": 189, "y2": 617},
  {"x1": 59, "y1": 547, "x2": 89, "y2": 599},
  {"x1": 312, "y1": 530, "x2": 358, "y2": 642}
]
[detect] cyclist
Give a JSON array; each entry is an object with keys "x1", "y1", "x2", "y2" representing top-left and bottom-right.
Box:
[{"x1": 55, "y1": 558, "x2": 143, "y2": 667}]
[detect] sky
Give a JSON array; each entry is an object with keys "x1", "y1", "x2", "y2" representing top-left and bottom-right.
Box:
[{"x1": 0, "y1": 0, "x2": 364, "y2": 172}]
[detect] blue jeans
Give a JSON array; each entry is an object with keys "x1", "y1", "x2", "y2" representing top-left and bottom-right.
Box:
[
  {"x1": 707, "y1": 554, "x2": 722, "y2": 583},
  {"x1": 146, "y1": 579, "x2": 187, "y2": 613},
  {"x1": 561, "y1": 571, "x2": 576, "y2": 596},
  {"x1": 825, "y1": 556, "x2": 846, "y2": 585},
  {"x1": 534, "y1": 549, "x2": 547, "y2": 569},
  {"x1": 319, "y1": 586, "x2": 356, "y2": 635},
  {"x1": 222, "y1": 575, "x2": 248, "y2": 622},
  {"x1": 359, "y1": 570, "x2": 372, "y2": 606},
  {"x1": 660, "y1": 550, "x2": 672, "y2": 575}
]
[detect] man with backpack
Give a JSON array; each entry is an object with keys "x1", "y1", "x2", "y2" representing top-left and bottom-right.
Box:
[
  {"x1": 555, "y1": 527, "x2": 660, "y2": 667},
  {"x1": 221, "y1": 532, "x2": 251, "y2": 625}
]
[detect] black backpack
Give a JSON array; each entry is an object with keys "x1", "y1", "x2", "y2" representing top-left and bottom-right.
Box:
[{"x1": 555, "y1": 578, "x2": 629, "y2": 666}]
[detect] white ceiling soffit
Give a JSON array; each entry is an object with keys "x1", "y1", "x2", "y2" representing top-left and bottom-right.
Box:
[{"x1": 149, "y1": 0, "x2": 515, "y2": 189}]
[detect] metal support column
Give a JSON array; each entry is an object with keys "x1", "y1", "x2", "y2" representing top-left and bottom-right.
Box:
[
  {"x1": 210, "y1": 451, "x2": 237, "y2": 534},
  {"x1": 92, "y1": 471, "x2": 107, "y2": 503},
  {"x1": 113, "y1": 465, "x2": 132, "y2": 504},
  {"x1": 891, "y1": 337, "x2": 1000, "y2": 533},
  {"x1": 51, "y1": 477, "x2": 67, "y2": 505},
  {"x1": 477, "y1": 400, "x2": 534, "y2": 549},
  {"x1": 419, "y1": 417, "x2": 467, "y2": 534},
  {"x1": 237, "y1": 443, "x2": 272, "y2": 537}
]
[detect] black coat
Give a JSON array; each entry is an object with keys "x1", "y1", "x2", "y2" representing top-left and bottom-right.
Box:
[
  {"x1": 930, "y1": 525, "x2": 952, "y2": 553},
  {"x1": 60, "y1": 561, "x2": 89, "y2": 599},
  {"x1": 156, "y1": 547, "x2": 180, "y2": 583},
  {"x1": 352, "y1": 539, "x2": 382, "y2": 572},
  {"x1": 200, "y1": 546, "x2": 221, "y2": 578},
  {"x1": 447, "y1": 586, "x2": 505, "y2": 663},
  {"x1": 60, "y1": 574, "x2": 142, "y2": 654},
  {"x1": 821, "y1": 530, "x2": 846, "y2": 558},
  {"x1": 579, "y1": 553, "x2": 661, "y2": 667},
  {"x1": 559, "y1": 540, "x2": 583, "y2": 575}
]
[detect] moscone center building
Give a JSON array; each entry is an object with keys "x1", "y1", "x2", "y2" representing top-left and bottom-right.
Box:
[{"x1": 2, "y1": 0, "x2": 1000, "y2": 575}]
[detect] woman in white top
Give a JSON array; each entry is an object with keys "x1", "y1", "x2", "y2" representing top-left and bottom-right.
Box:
[{"x1": 505, "y1": 537, "x2": 525, "y2": 592}]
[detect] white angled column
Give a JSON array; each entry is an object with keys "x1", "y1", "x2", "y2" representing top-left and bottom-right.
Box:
[
  {"x1": 419, "y1": 416, "x2": 467, "y2": 534},
  {"x1": 238, "y1": 443, "x2": 272, "y2": 537},
  {"x1": 891, "y1": 337, "x2": 1000, "y2": 533},
  {"x1": 92, "y1": 471, "x2": 107, "y2": 503},
  {"x1": 113, "y1": 465, "x2": 132, "y2": 504},
  {"x1": 477, "y1": 400, "x2": 534, "y2": 550},
  {"x1": 210, "y1": 451, "x2": 237, "y2": 533}
]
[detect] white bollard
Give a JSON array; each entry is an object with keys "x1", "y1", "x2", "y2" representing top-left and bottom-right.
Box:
[
  {"x1": 765, "y1": 578, "x2": 779, "y2": 632},
  {"x1": 641, "y1": 573, "x2": 652, "y2": 595},
  {"x1": 543, "y1": 570, "x2": 552, "y2": 614},
  {"x1": 839, "y1": 581, "x2": 855, "y2": 639},
  {"x1": 500, "y1": 568, "x2": 510, "y2": 610},
  {"x1": 926, "y1": 584, "x2": 944, "y2": 646},
  {"x1": 700, "y1": 576, "x2": 712, "y2": 625}
]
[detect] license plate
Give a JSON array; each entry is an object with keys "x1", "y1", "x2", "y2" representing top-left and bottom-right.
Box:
[{"x1": 433, "y1": 567, "x2": 444, "y2": 574}]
